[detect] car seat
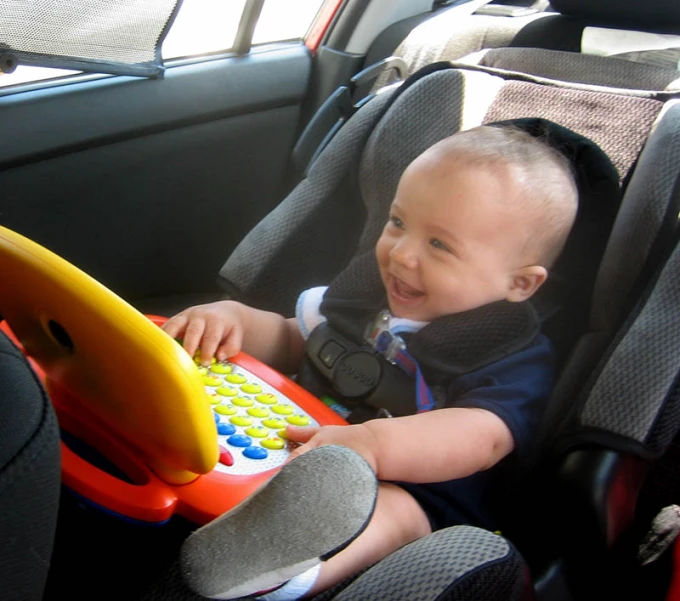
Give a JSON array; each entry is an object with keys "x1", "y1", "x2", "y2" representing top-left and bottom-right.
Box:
[
  {"x1": 311, "y1": 221, "x2": 680, "y2": 601},
  {"x1": 138, "y1": 89, "x2": 680, "y2": 601},
  {"x1": 0, "y1": 329, "x2": 61, "y2": 601},
  {"x1": 368, "y1": 0, "x2": 680, "y2": 92},
  {"x1": 206, "y1": 4, "x2": 680, "y2": 599}
]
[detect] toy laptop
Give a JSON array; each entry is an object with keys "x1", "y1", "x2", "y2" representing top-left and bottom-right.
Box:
[{"x1": 0, "y1": 225, "x2": 346, "y2": 525}]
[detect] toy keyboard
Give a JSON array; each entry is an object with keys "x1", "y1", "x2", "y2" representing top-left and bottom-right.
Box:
[
  {"x1": 200, "y1": 358, "x2": 318, "y2": 475},
  {"x1": 0, "y1": 225, "x2": 346, "y2": 526}
]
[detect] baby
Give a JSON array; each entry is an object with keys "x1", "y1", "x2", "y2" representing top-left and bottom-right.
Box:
[{"x1": 163, "y1": 124, "x2": 578, "y2": 600}]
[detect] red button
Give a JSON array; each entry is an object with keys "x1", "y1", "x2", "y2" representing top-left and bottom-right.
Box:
[{"x1": 219, "y1": 446, "x2": 234, "y2": 466}]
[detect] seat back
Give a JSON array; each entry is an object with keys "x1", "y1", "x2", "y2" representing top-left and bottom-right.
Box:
[
  {"x1": 0, "y1": 331, "x2": 61, "y2": 601},
  {"x1": 219, "y1": 58, "x2": 669, "y2": 338},
  {"x1": 507, "y1": 224, "x2": 680, "y2": 600},
  {"x1": 218, "y1": 44, "x2": 680, "y2": 601},
  {"x1": 370, "y1": 0, "x2": 680, "y2": 92}
]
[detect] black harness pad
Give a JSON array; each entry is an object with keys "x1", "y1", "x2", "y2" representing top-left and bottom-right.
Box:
[{"x1": 299, "y1": 252, "x2": 540, "y2": 417}]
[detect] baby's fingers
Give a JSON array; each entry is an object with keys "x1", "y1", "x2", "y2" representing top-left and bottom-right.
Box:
[
  {"x1": 161, "y1": 314, "x2": 188, "y2": 341},
  {"x1": 181, "y1": 318, "x2": 210, "y2": 360},
  {"x1": 284, "y1": 426, "x2": 322, "y2": 463},
  {"x1": 215, "y1": 325, "x2": 244, "y2": 362},
  {"x1": 286, "y1": 425, "x2": 320, "y2": 444}
]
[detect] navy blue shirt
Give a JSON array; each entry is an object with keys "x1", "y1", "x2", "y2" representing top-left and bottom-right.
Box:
[{"x1": 397, "y1": 334, "x2": 554, "y2": 532}]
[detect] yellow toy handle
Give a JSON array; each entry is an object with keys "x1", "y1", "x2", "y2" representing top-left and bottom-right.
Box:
[{"x1": 0, "y1": 226, "x2": 218, "y2": 484}]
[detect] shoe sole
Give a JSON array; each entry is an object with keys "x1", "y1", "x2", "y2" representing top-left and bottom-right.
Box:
[{"x1": 180, "y1": 445, "x2": 378, "y2": 599}]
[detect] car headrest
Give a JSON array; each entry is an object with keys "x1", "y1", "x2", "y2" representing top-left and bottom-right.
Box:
[{"x1": 550, "y1": 0, "x2": 680, "y2": 31}]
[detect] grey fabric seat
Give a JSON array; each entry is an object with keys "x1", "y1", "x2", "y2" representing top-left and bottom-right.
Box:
[
  {"x1": 203, "y1": 3, "x2": 680, "y2": 600},
  {"x1": 369, "y1": 0, "x2": 680, "y2": 93},
  {"x1": 0, "y1": 331, "x2": 61, "y2": 601}
]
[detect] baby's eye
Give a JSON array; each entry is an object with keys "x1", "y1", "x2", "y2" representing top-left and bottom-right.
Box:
[
  {"x1": 389, "y1": 215, "x2": 404, "y2": 229},
  {"x1": 429, "y1": 238, "x2": 450, "y2": 252}
]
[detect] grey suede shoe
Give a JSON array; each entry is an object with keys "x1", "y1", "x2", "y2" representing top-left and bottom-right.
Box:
[{"x1": 180, "y1": 445, "x2": 378, "y2": 600}]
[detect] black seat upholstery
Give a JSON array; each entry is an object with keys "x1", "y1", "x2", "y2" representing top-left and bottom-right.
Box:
[{"x1": 0, "y1": 330, "x2": 61, "y2": 601}]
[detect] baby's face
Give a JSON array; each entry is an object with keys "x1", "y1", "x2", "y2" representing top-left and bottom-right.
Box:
[{"x1": 375, "y1": 156, "x2": 535, "y2": 322}]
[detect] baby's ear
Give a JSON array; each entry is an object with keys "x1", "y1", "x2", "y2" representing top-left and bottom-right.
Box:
[{"x1": 506, "y1": 265, "x2": 548, "y2": 302}]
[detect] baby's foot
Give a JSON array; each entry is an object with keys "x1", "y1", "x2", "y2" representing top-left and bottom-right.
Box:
[{"x1": 180, "y1": 445, "x2": 378, "y2": 599}]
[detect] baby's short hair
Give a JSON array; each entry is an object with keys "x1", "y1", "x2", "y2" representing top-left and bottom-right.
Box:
[{"x1": 430, "y1": 125, "x2": 579, "y2": 268}]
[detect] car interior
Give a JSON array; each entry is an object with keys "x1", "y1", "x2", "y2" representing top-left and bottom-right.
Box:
[{"x1": 3, "y1": 0, "x2": 680, "y2": 600}]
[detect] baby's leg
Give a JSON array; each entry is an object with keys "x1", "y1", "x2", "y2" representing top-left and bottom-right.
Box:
[
  {"x1": 180, "y1": 445, "x2": 379, "y2": 600},
  {"x1": 307, "y1": 482, "x2": 432, "y2": 596}
]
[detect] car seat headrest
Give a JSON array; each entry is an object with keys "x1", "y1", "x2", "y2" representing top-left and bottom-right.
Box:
[
  {"x1": 550, "y1": 0, "x2": 680, "y2": 31},
  {"x1": 493, "y1": 119, "x2": 620, "y2": 358},
  {"x1": 359, "y1": 115, "x2": 619, "y2": 365}
]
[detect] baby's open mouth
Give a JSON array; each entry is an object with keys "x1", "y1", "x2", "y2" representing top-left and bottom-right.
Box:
[{"x1": 391, "y1": 276, "x2": 424, "y2": 301}]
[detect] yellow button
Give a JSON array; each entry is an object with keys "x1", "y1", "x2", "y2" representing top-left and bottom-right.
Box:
[
  {"x1": 230, "y1": 415, "x2": 253, "y2": 427},
  {"x1": 247, "y1": 407, "x2": 269, "y2": 418},
  {"x1": 215, "y1": 404, "x2": 237, "y2": 415},
  {"x1": 197, "y1": 366, "x2": 209, "y2": 375},
  {"x1": 271, "y1": 404, "x2": 294, "y2": 415},
  {"x1": 203, "y1": 375, "x2": 222, "y2": 387},
  {"x1": 245, "y1": 426, "x2": 269, "y2": 438},
  {"x1": 286, "y1": 414, "x2": 310, "y2": 426},
  {"x1": 261, "y1": 437, "x2": 285, "y2": 450},
  {"x1": 206, "y1": 394, "x2": 221, "y2": 405},
  {"x1": 225, "y1": 374, "x2": 247, "y2": 384},
  {"x1": 210, "y1": 363, "x2": 233, "y2": 375},
  {"x1": 195, "y1": 353, "x2": 216, "y2": 365},
  {"x1": 216, "y1": 386, "x2": 238, "y2": 397},
  {"x1": 277, "y1": 428, "x2": 288, "y2": 440},
  {"x1": 232, "y1": 396, "x2": 254, "y2": 407},
  {"x1": 241, "y1": 383, "x2": 262, "y2": 394},
  {"x1": 262, "y1": 418, "x2": 286, "y2": 429},
  {"x1": 255, "y1": 393, "x2": 278, "y2": 405}
]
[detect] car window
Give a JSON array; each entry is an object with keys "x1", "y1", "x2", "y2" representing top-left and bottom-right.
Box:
[{"x1": 0, "y1": 0, "x2": 325, "y2": 89}]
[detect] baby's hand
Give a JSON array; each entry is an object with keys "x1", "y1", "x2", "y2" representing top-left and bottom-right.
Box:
[
  {"x1": 161, "y1": 300, "x2": 244, "y2": 365},
  {"x1": 285, "y1": 424, "x2": 379, "y2": 474}
]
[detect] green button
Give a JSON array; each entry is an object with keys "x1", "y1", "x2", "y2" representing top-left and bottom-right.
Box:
[
  {"x1": 255, "y1": 393, "x2": 278, "y2": 405},
  {"x1": 241, "y1": 383, "x2": 262, "y2": 394},
  {"x1": 203, "y1": 375, "x2": 222, "y2": 387},
  {"x1": 247, "y1": 407, "x2": 269, "y2": 418},
  {"x1": 262, "y1": 418, "x2": 286, "y2": 429},
  {"x1": 216, "y1": 386, "x2": 238, "y2": 397},
  {"x1": 232, "y1": 396, "x2": 254, "y2": 407},
  {"x1": 261, "y1": 437, "x2": 285, "y2": 450},
  {"x1": 225, "y1": 374, "x2": 247, "y2": 384},
  {"x1": 286, "y1": 414, "x2": 310, "y2": 426},
  {"x1": 245, "y1": 426, "x2": 269, "y2": 438}
]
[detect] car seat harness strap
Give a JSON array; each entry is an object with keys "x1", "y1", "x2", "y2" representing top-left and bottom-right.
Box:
[{"x1": 299, "y1": 251, "x2": 539, "y2": 420}]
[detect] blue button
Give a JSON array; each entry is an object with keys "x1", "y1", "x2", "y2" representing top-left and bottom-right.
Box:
[
  {"x1": 213, "y1": 412, "x2": 220, "y2": 423},
  {"x1": 217, "y1": 423, "x2": 236, "y2": 436},
  {"x1": 243, "y1": 446, "x2": 268, "y2": 460},
  {"x1": 227, "y1": 434, "x2": 252, "y2": 447}
]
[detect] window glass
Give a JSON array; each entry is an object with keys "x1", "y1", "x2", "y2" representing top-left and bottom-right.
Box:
[
  {"x1": 0, "y1": 0, "x2": 326, "y2": 88},
  {"x1": 162, "y1": 0, "x2": 246, "y2": 59},
  {"x1": 253, "y1": 0, "x2": 325, "y2": 45},
  {"x1": 0, "y1": 66, "x2": 78, "y2": 88}
]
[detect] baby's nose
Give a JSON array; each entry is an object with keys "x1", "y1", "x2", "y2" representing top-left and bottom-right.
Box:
[{"x1": 390, "y1": 239, "x2": 419, "y2": 268}]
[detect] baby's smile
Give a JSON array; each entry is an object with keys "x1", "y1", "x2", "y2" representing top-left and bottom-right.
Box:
[{"x1": 387, "y1": 274, "x2": 425, "y2": 310}]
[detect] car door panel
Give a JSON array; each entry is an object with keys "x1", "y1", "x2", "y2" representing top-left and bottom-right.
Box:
[{"x1": 0, "y1": 45, "x2": 311, "y2": 306}]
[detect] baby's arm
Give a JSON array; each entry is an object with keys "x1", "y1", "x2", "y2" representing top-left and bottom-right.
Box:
[
  {"x1": 162, "y1": 300, "x2": 304, "y2": 373},
  {"x1": 287, "y1": 407, "x2": 514, "y2": 482}
]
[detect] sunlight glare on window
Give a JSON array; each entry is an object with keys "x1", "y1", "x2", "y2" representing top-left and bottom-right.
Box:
[
  {"x1": 0, "y1": 66, "x2": 78, "y2": 88},
  {"x1": 253, "y1": 0, "x2": 325, "y2": 44},
  {"x1": 162, "y1": 0, "x2": 246, "y2": 59}
]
